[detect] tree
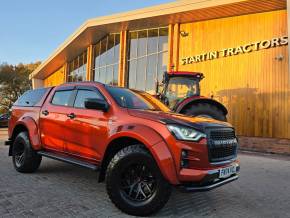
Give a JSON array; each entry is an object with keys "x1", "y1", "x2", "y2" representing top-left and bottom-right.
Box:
[{"x1": 0, "y1": 62, "x2": 41, "y2": 113}]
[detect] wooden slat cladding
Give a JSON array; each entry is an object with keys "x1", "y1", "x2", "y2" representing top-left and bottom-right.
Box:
[
  {"x1": 44, "y1": 66, "x2": 65, "y2": 87},
  {"x1": 178, "y1": 10, "x2": 289, "y2": 139},
  {"x1": 168, "y1": 0, "x2": 286, "y2": 24}
]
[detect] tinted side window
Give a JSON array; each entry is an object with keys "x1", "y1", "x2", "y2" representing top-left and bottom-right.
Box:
[
  {"x1": 14, "y1": 88, "x2": 49, "y2": 106},
  {"x1": 74, "y1": 90, "x2": 103, "y2": 108},
  {"x1": 51, "y1": 90, "x2": 73, "y2": 106}
]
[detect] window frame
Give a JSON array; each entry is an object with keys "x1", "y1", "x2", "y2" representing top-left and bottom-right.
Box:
[
  {"x1": 50, "y1": 86, "x2": 76, "y2": 107},
  {"x1": 127, "y1": 27, "x2": 169, "y2": 93},
  {"x1": 72, "y1": 86, "x2": 105, "y2": 109},
  {"x1": 67, "y1": 51, "x2": 88, "y2": 82},
  {"x1": 14, "y1": 88, "x2": 50, "y2": 107},
  {"x1": 93, "y1": 33, "x2": 120, "y2": 86}
]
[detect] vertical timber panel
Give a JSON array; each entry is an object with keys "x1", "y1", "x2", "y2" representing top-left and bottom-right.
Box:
[
  {"x1": 178, "y1": 10, "x2": 289, "y2": 139},
  {"x1": 86, "y1": 45, "x2": 94, "y2": 81},
  {"x1": 168, "y1": 24, "x2": 174, "y2": 71},
  {"x1": 172, "y1": 23, "x2": 180, "y2": 71},
  {"x1": 119, "y1": 30, "x2": 128, "y2": 87}
]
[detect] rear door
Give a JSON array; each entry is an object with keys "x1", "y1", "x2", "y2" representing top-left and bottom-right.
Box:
[
  {"x1": 39, "y1": 86, "x2": 75, "y2": 153},
  {"x1": 64, "y1": 86, "x2": 109, "y2": 162}
]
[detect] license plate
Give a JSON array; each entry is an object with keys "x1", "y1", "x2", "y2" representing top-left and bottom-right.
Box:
[{"x1": 219, "y1": 165, "x2": 236, "y2": 178}]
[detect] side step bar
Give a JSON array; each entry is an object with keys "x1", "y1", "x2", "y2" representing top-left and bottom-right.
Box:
[{"x1": 37, "y1": 151, "x2": 99, "y2": 171}]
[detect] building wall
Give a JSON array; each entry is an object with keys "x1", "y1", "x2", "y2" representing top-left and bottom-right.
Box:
[
  {"x1": 44, "y1": 66, "x2": 66, "y2": 87},
  {"x1": 41, "y1": 10, "x2": 289, "y2": 139},
  {"x1": 177, "y1": 10, "x2": 289, "y2": 138}
]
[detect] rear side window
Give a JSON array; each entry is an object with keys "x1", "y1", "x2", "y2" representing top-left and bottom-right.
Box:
[
  {"x1": 74, "y1": 90, "x2": 103, "y2": 108},
  {"x1": 51, "y1": 90, "x2": 73, "y2": 106},
  {"x1": 14, "y1": 88, "x2": 49, "y2": 106}
]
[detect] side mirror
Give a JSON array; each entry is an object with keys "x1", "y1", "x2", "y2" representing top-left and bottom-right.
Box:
[{"x1": 84, "y1": 98, "x2": 109, "y2": 112}]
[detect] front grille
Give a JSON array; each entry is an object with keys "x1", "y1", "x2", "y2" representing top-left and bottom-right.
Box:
[
  {"x1": 207, "y1": 128, "x2": 238, "y2": 163},
  {"x1": 210, "y1": 130, "x2": 236, "y2": 140}
]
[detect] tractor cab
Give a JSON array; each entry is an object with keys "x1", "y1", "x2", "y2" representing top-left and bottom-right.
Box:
[{"x1": 159, "y1": 71, "x2": 204, "y2": 110}]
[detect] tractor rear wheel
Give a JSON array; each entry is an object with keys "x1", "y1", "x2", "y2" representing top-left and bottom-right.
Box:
[{"x1": 183, "y1": 103, "x2": 227, "y2": 121}]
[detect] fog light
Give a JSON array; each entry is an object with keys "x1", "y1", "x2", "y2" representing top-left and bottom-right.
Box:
[
  {"x1": 181, "y1": 150, "x2": 188, "y2": 158},
  {"x1": 180, "y1": 150, "x2": 189, "y2": 168},
  {"x1": 181, "y1": 159, "x2": 188, "y2": 168}
]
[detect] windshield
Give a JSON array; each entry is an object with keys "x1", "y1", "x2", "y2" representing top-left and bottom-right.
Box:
[
  {"x1": 164, "y1": 77, "x2": 199, "y2": 109},
  {"x1": 106, "y1": 86, "x2": 170, "y2": 112}
]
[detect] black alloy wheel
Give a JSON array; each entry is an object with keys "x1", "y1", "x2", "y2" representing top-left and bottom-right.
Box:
[
  {"x1": 120, "y1": 164, "x2": 156, "y2": 202},
  {"x1": 14, "y1": 142, "x2": 25, "y2": 168},
  {"x1": 106, "y1": 144, "x2": 172, "y2": 216},
  {"x1": 12, "y1": 132, "x2": 42, "y2": 173}
]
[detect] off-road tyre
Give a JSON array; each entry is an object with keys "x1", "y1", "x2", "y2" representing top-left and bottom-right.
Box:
[
  {"x1": 12, "y1": 131, "x2": 42, "y2": 173},
  {"x1": 184, "y1": 103, "x2": 227, "y2": 121},
  {"x1": 105, "y1": 144, "x2": 171, "y2": 216}
]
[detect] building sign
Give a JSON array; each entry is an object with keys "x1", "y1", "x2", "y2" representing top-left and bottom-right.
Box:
[{"x1": 181, "y1": 36, "x2": 288, "y2": 65}]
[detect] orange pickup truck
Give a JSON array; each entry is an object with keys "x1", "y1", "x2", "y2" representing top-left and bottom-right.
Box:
[{"x1": 6, "y1": 82, "x2": 239, "y2": 216}]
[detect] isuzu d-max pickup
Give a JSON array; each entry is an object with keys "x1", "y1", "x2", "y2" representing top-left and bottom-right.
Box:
[{"x1": 6, "y1": 82, "x2": 239, "y2": 216}]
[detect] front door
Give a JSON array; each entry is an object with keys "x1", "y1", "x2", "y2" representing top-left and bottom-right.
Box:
[
  {"x1": 64, "y1": 86, "x2": 109, "y2": 162},
  {"x1": 39, "y1": 86, "x2": 75, "y2": 153}
]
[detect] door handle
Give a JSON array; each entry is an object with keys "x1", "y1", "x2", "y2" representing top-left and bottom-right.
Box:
[
  {"x1": 67, "y1": 113, "x2": 76, "y2": 119},
  {"x1": 42, "y1": 110, "x2": 49, "y2": 116}
]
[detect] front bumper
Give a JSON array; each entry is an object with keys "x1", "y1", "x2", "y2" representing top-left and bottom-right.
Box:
[
  {"x1": 178, "y1": 174, "x2": 239, "y2": 192},
  {"x1": 177, "y1": 163, "x2": 240, "y2": 192}
]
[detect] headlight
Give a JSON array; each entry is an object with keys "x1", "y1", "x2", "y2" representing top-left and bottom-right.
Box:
[{"x1": 167, "y1": 124, "x2": 206, "y2": 142}]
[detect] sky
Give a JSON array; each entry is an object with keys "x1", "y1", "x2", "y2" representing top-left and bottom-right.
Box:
[{"x1": 0, "y1": 0, "x2": 173, "y2": 65}]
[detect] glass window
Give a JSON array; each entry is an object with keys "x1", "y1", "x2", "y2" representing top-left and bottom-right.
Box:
[
  {"x1": 51, "y1": 90, "x2": 73, "y2": 106},
  {"x1": 68, "y1": 51, "x2": 87, "y2": 82},
  {"x1": 129, "y1": 32, "x2": 138, "y2": 59},
  {"x1": 106, "y1": 65, "x2": 114, "y2": 85},
  {"x1": 114, "y1": 34, "x2": 120, "y2": 63},
  {"x1": 74, "y1": 90, "x2": 103, "y2": 108},
  {"x1": 93, "y1": 33, "x2": 120, "y2": 85},
  {"x1": 165, "y1": 77, "x2": 199, "y2": 109},
  {"x1": 146, "y1": 54, "x2": 157, "y2": 94},
  {"x1": 99, "y1": 67, "x2": 106, "y2": 84},
  {"x1": 128, "y1": 59, "x2": 137, "y2": 89},
  {"x1": 100, "y1": 37, "x2": 107, "y2": 66},
  {"x1": 157, "y1": 51, "x2": 168, "y2": 82},
  {"x1": 94, "y1": 68, "x2": 100, "y2": 81},
  {"x1": 106, "y1": 86, "x2": 170, "y2": 112},
  {"x1": 107, "y1": 35, "x2": 115, "y2": 62},
  {"x1": 137, "y1": 30, "x2": 147, "y2": 57},
  {"x1": 94, "y1": 43, "x2": 100, "y2": 68},
  {"x1": 136, "y1": 57, "x2": 146, "y2": 91},
  {"x1": 159, "y1": 28, "x2": 169, "y2": 51},
  {"x1": 113, "y1": 64, "x2": 119, "y2": 86},
  {"x1": 148, "y1": 29, "x2": 158, "y2": 55},
  {"x1": 14, "y1": 88, "x2": 49, "y2": 107},
  {"x1": 127, "y1": 27, "x2": 168, "y2": 94}
]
